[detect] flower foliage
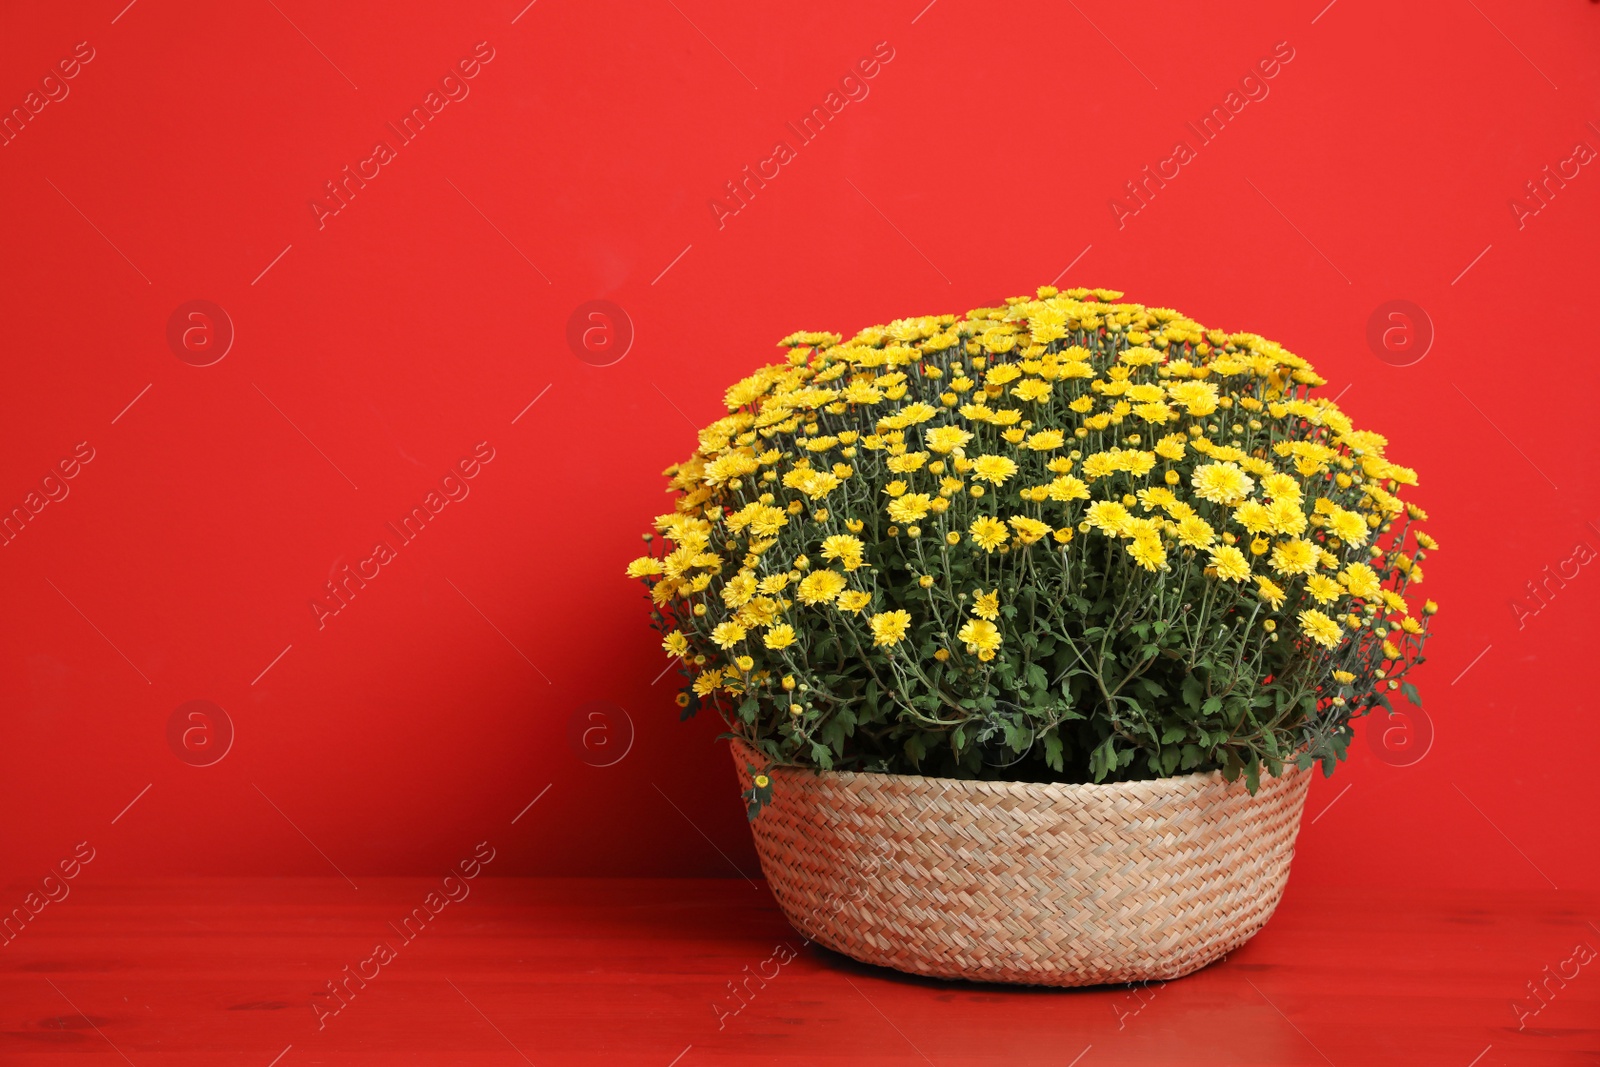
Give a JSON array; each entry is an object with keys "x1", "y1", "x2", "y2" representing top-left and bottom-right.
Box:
[{"x1": 626, "y1": 287, "x2": 1439, "y2": 791}]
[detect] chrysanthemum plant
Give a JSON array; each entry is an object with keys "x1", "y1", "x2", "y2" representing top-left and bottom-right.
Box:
[{"x1": 627, "y1": 287, "x2": 1438, "y2": 794}]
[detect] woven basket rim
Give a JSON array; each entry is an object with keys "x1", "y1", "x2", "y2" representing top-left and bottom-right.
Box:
[{"x1": 727, "y1": 736, "x2": 1304, "y2": 802}]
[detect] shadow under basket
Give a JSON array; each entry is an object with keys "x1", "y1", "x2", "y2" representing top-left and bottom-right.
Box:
[{"x1": 731, "y1": 738, "x2": 1311, "y2": 987}]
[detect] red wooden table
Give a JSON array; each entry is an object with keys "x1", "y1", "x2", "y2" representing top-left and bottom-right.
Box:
[{"x1": 1, "y1": 877, "x2": 1594, "y2": 1065}]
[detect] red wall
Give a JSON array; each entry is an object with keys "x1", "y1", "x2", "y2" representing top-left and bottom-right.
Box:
[{"x1": 0, "y1": 0, "x2": 1595, "y2": 891}]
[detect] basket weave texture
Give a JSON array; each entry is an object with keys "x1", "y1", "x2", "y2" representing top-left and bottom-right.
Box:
[{"x1": 731, "y1": 739, "x2": 1311, "y2": 986}]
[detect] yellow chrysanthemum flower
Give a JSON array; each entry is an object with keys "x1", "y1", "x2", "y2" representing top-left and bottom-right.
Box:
[
  {"x1": 1024, "y1": 429, "x2": 1064, "y2": 451},
  {"x1": 782, "y1": 467, "x2": 841, "y2": 500},
  {"x1": 1192, "y1": 462, "x2": 1255, "y2": 505},
  {"x1": 1047, "y1": 475, "x2": 1090, "y2": 501},
  {"x1": 870, "y1": 610, "x2": 912, "y2": 647},
  {"x1": 836, "y1": 590, "x2": 872, "y2": 613},
  {"x1": 721, "y1": 570, "x2": 757, "y2": 608},
  {"x1": 1013, "y1": 379, "x2": 1052, "y2": 403},
  {"x1": 1305, "y1": 575, "x2": 1343, "y2": 604},
  {"x1": 924, "y1": 425, "x2": 973, "y2": 453},
  {"x1": 626, "y1": 556, "x2": 665, "y2": 578},
  {"x1": 1086, "y1": 501, "x2": 1133, "y2": 536},
  {"x1": 1298, "y1": 609, "x2": 1341, "y2": 648},
  {"x1": 957, "y1": 618, "x2": 1002, "y2": 660},
  {"x1": 1325, "y1": 507, "x2": 1368, "y2": 546},
  {"x1": 1339, "y1": 562, "x2": 1382, "y2": 599},
  {"x1": 1260, "y1": 473, "x2": 1301, "y2": 501},
  {"x1": 1008, "y1": 516, "x2": 1052, "y2": 544},
  {"x1": 1127, "y1": 534, "x2": 1167, "y2": 571},
  {"x1": 1270, "y1": 539, "x2": 1318, "y2": 576},
  {"x1": 1256, "y1": 576, "x2": 1287, "y2": 609},
  {"x1": 969, "y1": 516, "x2": 1009, "y2": 552},
  {"x1": 796, "y1": 570, "x2": 848, "y2": 605},
  {"x1": 1176, "y1": 516, "x2": 1216, "y2": 548},
  {"x1": 820, "y1": 534, "x2": 866, "y2": 570},
  {"x1": 887, "y1": 493, "x2": 933, "y2": 524},
  {"x1": 971, "y1": 454, "x2": 1019, "y2": 485},
  {"x1": 710, "y1": 621, "x2": 747, "y2": 649}
]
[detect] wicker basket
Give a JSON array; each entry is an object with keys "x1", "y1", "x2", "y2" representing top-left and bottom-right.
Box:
[{"x1": 731, "y1": 739, "x2": 1311, "y2": 986}]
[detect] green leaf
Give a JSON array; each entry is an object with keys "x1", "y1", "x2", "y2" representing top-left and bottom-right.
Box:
[
  {"x1": 1400, "y1": 681, "x2": 1422, "y2": 709},
  {"x1": 1089, "y1": 737, "x2": 1117, "y2": 781},
  {"x1": 1042, "y1": 732, "x2": 1065, "y2": 772},
  {"x1": 1135, "y1": 677, "x2": 1166, "y2": 701},
  {"x1": 743, "y1": 764, "x2": 774, "y2": 822}
]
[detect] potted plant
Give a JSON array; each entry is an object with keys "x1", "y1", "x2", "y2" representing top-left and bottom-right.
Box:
[{"x1": 626, "y1": 287, "x2": 1438, "y2": 986}]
